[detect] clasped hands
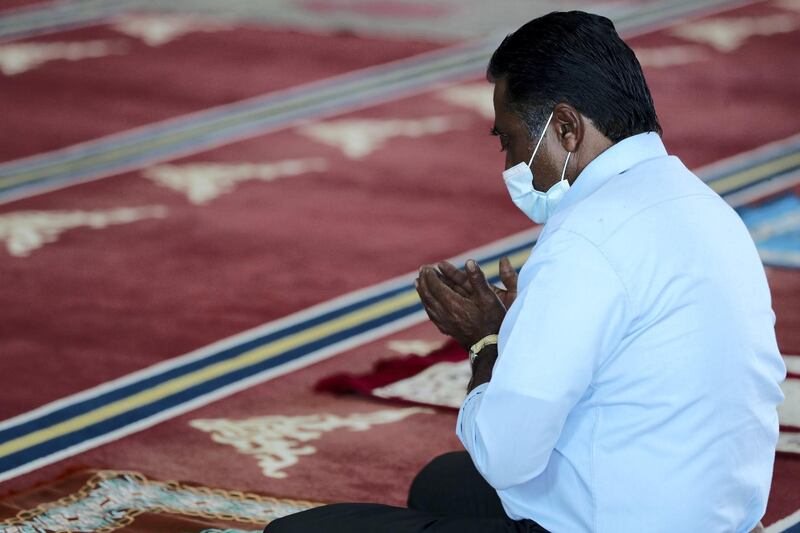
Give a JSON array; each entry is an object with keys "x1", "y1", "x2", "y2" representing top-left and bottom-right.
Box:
[{"x1": 414, "y1": 257, "x2": 518, "y2": 350}]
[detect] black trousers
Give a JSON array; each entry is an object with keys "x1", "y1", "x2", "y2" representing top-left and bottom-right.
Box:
[{"x1": 264, "y1": 451, "x2": 548, "y2": 532}]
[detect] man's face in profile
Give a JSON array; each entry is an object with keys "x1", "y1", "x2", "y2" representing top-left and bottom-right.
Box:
[
  {"x1": 492, "y1": 77, "x2": 530, "y2": 171},
  {"x1": 491, "y1": 78, "x2": 563, "y2": 193}
]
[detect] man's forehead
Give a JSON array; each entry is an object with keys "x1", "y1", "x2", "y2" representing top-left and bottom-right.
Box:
[
  {"x1": 491, "y1": 78, "x2": 514, "y2": 130},
  {"x1": 492, "y1": 77, "x2": 508, "y2": 105}
]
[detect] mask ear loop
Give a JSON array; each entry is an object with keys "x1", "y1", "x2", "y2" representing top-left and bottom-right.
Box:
[
  {"x1": 560, "y1": 152, "x2": 572, "y2": 182},
  {"x1": 527, "y1": 111, "x2": 554, "y2": 168}
]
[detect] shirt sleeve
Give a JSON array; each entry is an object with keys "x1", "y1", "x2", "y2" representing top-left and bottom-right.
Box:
[{"x1": 456, "y1": 229, "x2": 630, "y2": 490}]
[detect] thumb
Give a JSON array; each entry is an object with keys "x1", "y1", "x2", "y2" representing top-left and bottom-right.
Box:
[
  {"x1": 499, "y1": 256, "x2": 518, "y2": 292},
  {"x1": 465, "y1": 260, "x2": 493, "y2": 298}
]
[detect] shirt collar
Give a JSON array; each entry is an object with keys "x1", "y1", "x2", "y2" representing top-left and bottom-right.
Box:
[{"x1": 552, "y1": 132, "x2": 668, "y2": 216}]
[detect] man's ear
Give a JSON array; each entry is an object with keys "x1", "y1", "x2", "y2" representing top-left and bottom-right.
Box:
[{"x1": 553, "y1": 103, "x2": 583, "y2": 153}]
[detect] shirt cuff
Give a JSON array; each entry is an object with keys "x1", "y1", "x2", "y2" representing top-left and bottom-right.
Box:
[{"x1": 456, "y1": 382, "x2": 489, "y2": 454}]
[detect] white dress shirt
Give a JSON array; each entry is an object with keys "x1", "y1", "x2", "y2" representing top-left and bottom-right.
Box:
[{"x1": 457, "y1": 132, "x2": 786, "y2": 532}]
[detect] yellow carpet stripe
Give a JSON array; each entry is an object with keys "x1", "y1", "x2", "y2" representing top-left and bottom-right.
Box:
[
  {"x1": 0, "y1": 288, "x2": 421, "y2": 459},
  {"x1": 710, "y1": 152, "x2": 800, "y2": 195}
]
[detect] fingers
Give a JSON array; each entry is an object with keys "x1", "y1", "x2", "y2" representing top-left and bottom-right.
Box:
[
  {"x1": 415, "y1": 274, "x2": 444, "y2": 319},
  {"x1": 420, "y1": 266, "x2": 462, "y2": 304},
  {"x1": 465, "y1": 259, "x2": 494, "y2": 299},
  {"x1": 415, "y1": 269, "x2": 455, "y2": 335},
  {"x1": 439, "y1": 261, "x2": 469, "y2": 287},
  {"x1": 498, "y1": 256, "x2": 518, "y2": 292},
  {"x1": 416, "y1": 264, "x2": 458, "y2": 297},
  {"x1": 416, "y1": 263, "x2": 503, "y2": 345},
  {"x1": 438, "y1": 261, "x2": 471, "y2": 297}
]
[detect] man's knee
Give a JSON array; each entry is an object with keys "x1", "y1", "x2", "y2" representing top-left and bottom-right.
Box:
[
  {"x1": 264, "y1": 514, "x2": 297, "y2": 533},
  {"x1": 264, "y1": 507, "x2": 333, "y2": 533},
  {"x1": 266, "y1": 503, "x2": 407, "y2": 532},
  {"x1": 265, "y1": 503, "x2": 363, "y2": 532},
  {"x1": 408, "y1": 451, "x2": 471, "y2": 508}
]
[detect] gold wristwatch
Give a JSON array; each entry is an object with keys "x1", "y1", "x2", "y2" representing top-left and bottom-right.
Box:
[{"x1": 469, "y1": 334, "x2": 499, "y2": 366}]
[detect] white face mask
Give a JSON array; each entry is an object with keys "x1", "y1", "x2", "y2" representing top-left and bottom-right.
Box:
[{"x1": 502, "y1": 111, "x2": 572, "y2": 224}]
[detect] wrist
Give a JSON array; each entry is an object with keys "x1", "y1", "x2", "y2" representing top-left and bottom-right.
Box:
[
  {"x1": 467, "y1": 344, "x2": 497, "y2": 393},
  {"x1": 468, "y1": 334, "x2": 499, "y2": 365}
]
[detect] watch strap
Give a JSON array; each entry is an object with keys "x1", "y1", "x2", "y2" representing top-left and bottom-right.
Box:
[{"x1": 469, "y1": 334, "x2": 499, "y2": 365}]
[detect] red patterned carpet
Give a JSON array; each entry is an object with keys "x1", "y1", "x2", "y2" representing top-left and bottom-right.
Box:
[
  {"x1": 0, "y1": 24, "x2": 440, "y2": 161},
  {"x1": 1, "y1": 0, "x2": 799, "y2": 531}
]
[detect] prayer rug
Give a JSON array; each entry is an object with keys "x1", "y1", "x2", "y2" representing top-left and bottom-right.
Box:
[{"x1": 0, "y1": 469, "x2": 320, "y2": 532}]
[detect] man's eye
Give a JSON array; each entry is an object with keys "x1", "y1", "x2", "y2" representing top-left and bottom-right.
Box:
[{"x1": 490, "y1": 128, "x2": 508, "y2": 152}]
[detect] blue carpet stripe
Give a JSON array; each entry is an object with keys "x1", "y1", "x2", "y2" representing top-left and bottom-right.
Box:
[{"x1": 0, "y1": 296, "x2": 426, "y2": 473}]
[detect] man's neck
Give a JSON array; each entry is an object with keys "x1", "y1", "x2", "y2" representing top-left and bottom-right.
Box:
[{"x1": 569, "y1": 130, "x2": 613, "y2": 186}]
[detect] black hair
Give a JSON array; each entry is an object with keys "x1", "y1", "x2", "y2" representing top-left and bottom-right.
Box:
[{"x1": 487, "y1": 11, "x2": 662, "y2": 142}]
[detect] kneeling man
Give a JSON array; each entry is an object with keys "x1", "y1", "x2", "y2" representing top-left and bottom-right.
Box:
[{"x1": 266, "y1": 10, "x2": 785, "y2": 532}]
